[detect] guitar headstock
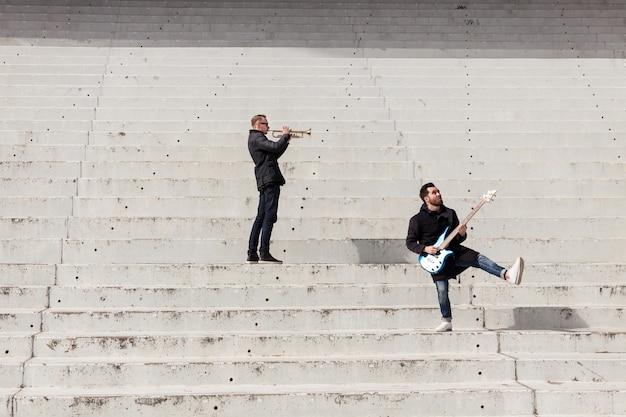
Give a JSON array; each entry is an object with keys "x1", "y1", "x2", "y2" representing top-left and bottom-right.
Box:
[{"x1": 482, "y1": 189, "x2": 497, "y2": 202}]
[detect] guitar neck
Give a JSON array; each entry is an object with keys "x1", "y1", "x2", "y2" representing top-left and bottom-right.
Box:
[{"x1": 438, "y1": 199, "x2": 490, "y2": 250}]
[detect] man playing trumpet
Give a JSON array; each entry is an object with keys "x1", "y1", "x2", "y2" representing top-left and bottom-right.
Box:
[{"x1": 246, "y1": 114, "x2": 291, "y2": 264}]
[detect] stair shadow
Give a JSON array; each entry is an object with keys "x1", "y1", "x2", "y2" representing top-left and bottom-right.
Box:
[
  {"x1": 350, "y1": 239, "x2": 413, "y2": 264},
  {"x1": 505, "y1": 306, "x2": 590, "y2": 330}
]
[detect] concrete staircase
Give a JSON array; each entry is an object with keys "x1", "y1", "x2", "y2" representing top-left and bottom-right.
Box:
[{"x1": 1, "y1": 1, "x2": 625, "y2": 416}]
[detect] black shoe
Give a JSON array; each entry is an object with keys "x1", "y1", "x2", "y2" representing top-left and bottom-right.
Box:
[
  {"x1": 259, "y1": 252, "x2": 282, "y2": 264},
  {"x1": 246, "y1": 252, "x2": 259, "y2": 264}
]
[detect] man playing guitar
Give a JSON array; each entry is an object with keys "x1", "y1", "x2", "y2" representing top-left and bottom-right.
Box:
[{"x1": 406, "y1": 182, "x2": 524, "y2": 332}]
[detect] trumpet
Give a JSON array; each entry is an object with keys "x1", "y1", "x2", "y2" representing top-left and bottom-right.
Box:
[{"x1": 270, "y1": 128, "x2": 312, "y2": 139}]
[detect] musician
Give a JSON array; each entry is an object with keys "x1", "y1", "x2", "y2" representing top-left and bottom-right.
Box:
[
  {"x1": 247, "y1": 114, "x2": 291, "y2": 264},
  {"x1": 406, "y1": 182, "x2": 523, "y2": 332}
]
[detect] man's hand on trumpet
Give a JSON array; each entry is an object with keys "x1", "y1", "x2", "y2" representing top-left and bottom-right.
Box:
[{"x1": 269, "y1": 128, "x2": 311, "y2": 139}]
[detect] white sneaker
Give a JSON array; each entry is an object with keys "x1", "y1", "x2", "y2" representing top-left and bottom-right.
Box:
[
  {"x1": 507, "y1": 257, "x2": 524, "y2": 285},
  {"x1": 435, "y1": 321, "x2": 453, "y2": 332}
]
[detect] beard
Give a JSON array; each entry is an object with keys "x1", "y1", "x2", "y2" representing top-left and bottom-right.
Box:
[{"x1": 430, "y1": 196, "x2": 443, "y2": 207}]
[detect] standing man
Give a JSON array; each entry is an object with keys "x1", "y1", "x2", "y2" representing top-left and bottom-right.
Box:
[
  {"x1": 247, "y1": 114, "x2": 291, "y2": 264},
  {"x1": 406, "y1": 182, "x2": 524, "y2": 332}
]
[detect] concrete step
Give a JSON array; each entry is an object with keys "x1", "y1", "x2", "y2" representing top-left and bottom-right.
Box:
[
  {"x1": 79, "y1": 145, "x2": 622, "y2": 163},
  {"x1": 57, "y1": 216, "x2": 625, "y2": 240},
  {"x1": 76, "y1": 160, "x2": 625, "y2": 180},
  {"x1": 0, "y1": 197, "x2": 71, "y2": 217},
  {"x1": 0, "y1": 130, "x2": 89, "y2": 145},
  {"x1": 0, "y1": 108, "x2": 94, "y2": 121},
  {"x1": 381, "y1": 85, "x2": 626, "y2": 99},
  {"x1": 96, "y1": 85, "x2": 382, "y2": 99},
  {"x1": 56, "y1": 236, "x2": 618, "y2": 264},
  {"x1": 0, "y1": 309, "x2": 41, "y2": 333},
  {"x1": 472, "y1": 284, "x2": 626, "y2": 306},
  {"x1": 0, "y1": 144, "x2": 85, "y2": 160},
  {"x1": 11, "y1": 383, "x2": 535, "y2": 417},
  {"x1": 67, "y1": 196, "x2": 626, "y2": 218},
  {"x1": 0, "y1": 86, "x2": 100, "y2": 98},
  {"x1": 3, "y1": 64, "x2": 372, "y2": 77},
  {"x1": 0, "y1": 286, "x2": 48, "y2": 309},
  {"x1": 41, "y1": 306, "x2": 483, "y2": 333},
  {"x1": 0, "y1": 120, "x2": 93, "y2": 132},
  {"x1": 3, "y1": 159, "x2": 622, "y2": 181},
  {"x1": 79, "y1": 161, "x2": 416, "y2": 180},
  {"x1": 48, "y1": 284, "x2": 467, "y2": 309},
  {"x1": 91, "y1": 106, "x2": 389, "y2": 121},
  {"x1": 0, "y1": 333, "x2": 32, "y2": 358},
  {"x1": 79, "y1": 130, "x2": 620, "y2": 147},
  {"x1": 22, "y1": 355, "x2": 518, "y2": 387},
  {"x1": 386, "y1": 96, "x2": 626, "y2": 110},
  {"x1": 93, "y1": 96, "x2": 385, "y2": 109},
  {"x1": 526, "y1": 380, "x2": 626, "y2": 417},
  {"x1": 87, "y1": 120, "x2": 397, "y2": 135},
  {"x1": 515, "y1": 353, "x2": 626, "y2": 382},
  {"x1": 44, "y1": 282, "x2": 625, "y2": 309},
  {"x1": 99, "y1": 74, "x2": 372, "y2": 86},
  {"x1": 391, "y1": 107, "x2": 625, "y2": 122},
  {"x1": 395, "y1": 119, "x2": 621, "y2": 133},
  {"x1": 0, "y1": 178, "x2": 77, "y2": 196},
  {"x1": 377, "y1": 75, "x2": 626, "y2": 88},
  {"x1": 0, "y1": 74, "x2": 103, "y2": 85},
  {"x1": 52, "y1": 263, "x2": 625, "y2": 286},
  {"x1": 0, "y1": 358, "x2": 22, "y2": 388},
  {"x1": 371, "y1": 60, "x2": 626, "y2": 75},
  {"x1": 484, "y1": 306, "x2": 626, "y2": 330},
  {"x1": 0, "y1": 264, "x2": 55, "y2": 286},
  {"x1": 33, "y1": 330, "x2": 500, "y2": 358},
  {"x1": 73, "y1": 178, "x2": 626, "y2": 198},
  {"x1": 0, "y1": 161, "x2": 80, "y2": 177},
  {"x1": 499, "y1": 330, "x2": 626, "y2": 353},
  {"x1": 0, "y1": 239, "x2": 61, "y2": 263},
  {"x1": 32, "y1": 329, "x2": 626, "y2": 359},
  {"x1": 0, "y1": 97, "x2": 97, "y2": 107}
]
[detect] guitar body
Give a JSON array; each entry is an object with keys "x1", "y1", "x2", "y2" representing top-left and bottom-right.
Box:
[{"x1": 418, "y1": 227, "x2": 454, "y2": 274}]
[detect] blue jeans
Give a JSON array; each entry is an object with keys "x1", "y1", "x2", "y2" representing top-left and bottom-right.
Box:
[
  {"x1": 434, "y1": 254, "x2": 506, "y2": 320},
  {"x1": 248, "y1": 184, "x2": 280, "y2": 255}
]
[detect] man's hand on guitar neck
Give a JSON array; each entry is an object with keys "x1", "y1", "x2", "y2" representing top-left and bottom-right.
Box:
[{"x1": 424, "y1": 224, "x2": 468, "y2": 255}]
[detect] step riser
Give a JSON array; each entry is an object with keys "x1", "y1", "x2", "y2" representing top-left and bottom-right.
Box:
[
  {"x1": 60, "y1": 217, "x2": 626, "y2": 240},
  {"x1": 0, "y1": 364, "x2": 22, "y2": 388},
  {"x1": 23, "y1": 359, "x2": 517, "y2": 387},
  {"x1": 517, "y1": 358, "x2": 626, "y2": 382},
  {"x1": 49, "y1": 285, "x2": 466, "y2": 309},
  {"x1": 11, "y1": 388, "x2": 535, "y2": 417},
  {"x1": 500, "y1": 332, "x2": 626, "y2": 354},
  {"x1": 41, "y1": 308, "x2": 483, "y2": 333},
  {"x1": 0, "y1": 311, "x2": 41, "y2": 333},
  {"x1": 66, "y1": 197, "x2": 626, "y2": 218},
  {"x1": 45, "y1": 285, "x2": 626, "y2": 309},
  {"x1": 0, "y1": 160, "x2": 610, "y2": 180},
  {"x1": 52, "y1": 263, "x2": 626, "y2": 286},
  {"x1": 535, "y1": 390, "x2": 626, "y2": 416},
  {"x1": 58, "y1": 238, "x2": 620, "y2": 264},
  {"x1": 2, "y1": 178, "x2": 624, "y2": 199},
  {"x1": 0, "y1": 237, "x2": 539, "y2": 264},
  {"x1": 34, "y1": 332, "x2": 500, "y2": 358}
]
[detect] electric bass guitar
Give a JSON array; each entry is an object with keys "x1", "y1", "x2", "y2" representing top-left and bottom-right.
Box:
[{"x1": 418, "y1": 189, "x2": 497, "y2": 274}]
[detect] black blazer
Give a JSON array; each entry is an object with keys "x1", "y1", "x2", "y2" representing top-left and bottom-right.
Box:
[{"x1": 248, "y1": 129, "x2": 290, "y2": 191}]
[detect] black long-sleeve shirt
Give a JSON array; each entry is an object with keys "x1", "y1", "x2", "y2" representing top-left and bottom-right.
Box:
[{"x1": 406, "y1": 203, "x2": 478, "y2": 280}]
